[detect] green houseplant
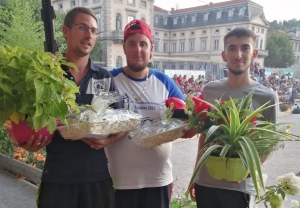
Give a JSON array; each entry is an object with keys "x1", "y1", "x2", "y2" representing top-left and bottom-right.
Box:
[
  {"x1": 0, "y1": 45, "x2": 80, "y2": 141},
  {"x1": 184, "y1": 90, "x2": 290, "y2": 198}
]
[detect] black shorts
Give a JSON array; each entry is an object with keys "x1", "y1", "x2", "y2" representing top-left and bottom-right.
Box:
[
  {"x1": 194, "y1": 184, "x2": 250, "y2": 208},
  {"x1": 115, "y1": 184, "x2": 171, "y2": 208},
  {"x1": 37, "y1": 178, "x2": 114, "y2": 208}
]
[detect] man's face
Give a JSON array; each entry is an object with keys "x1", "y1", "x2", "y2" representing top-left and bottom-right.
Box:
[
  {"x1": 123, "y1": 33, "x2": 153, "y2": 72},
  {"x1": 63, "y1": 13, "x2": 98, "y2": 57},
  {"x1": 222, "y1": 36, "x2": 258, "y2": 76}
]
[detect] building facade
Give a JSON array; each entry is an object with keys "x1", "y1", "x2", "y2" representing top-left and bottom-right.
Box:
[
  {"x1": 153, "y1": 0, "x2": 269, "y2": 77},
  {"x1": 51, "y1": 0, "x2": 268, "y2": 72},
  {"x1": 287, "y1": 27, "x2": 300, "y2": 69},
  {"x1": 51, "y1": 0, "x2": 154, "y2": 68}
]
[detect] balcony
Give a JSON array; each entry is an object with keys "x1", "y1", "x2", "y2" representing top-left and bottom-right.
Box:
[
  {"x1": 112, "y1": 30, "x2": 123, "y2": 44},
  {"x1": 258, "y1": 49, "x2": 268, "y2": 58}
]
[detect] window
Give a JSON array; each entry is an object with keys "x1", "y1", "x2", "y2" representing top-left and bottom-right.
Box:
[
  {"x1": 70, "y1": 0, "x2": 75, "y2": 7},
  {"x1": 260, "y1": 39, "x2": 263, "y2": 49},
  {"x1": 181, "y1": 32, "x2": 185, "y2": 36},
  {"x1": 252, "y1": 26, "x2": 255, "y2": 31},
  {"x1": 58, "y1": 3, "x2": 63, "y2": 10},
  {"x1": 128, "y1": 15, "x2": 135, "y2": 23},
  {"x1": 173, "y1": 17, "x2": 178, "y2": 25},
  {"x1": 190, "y1": 41, "x2": 194, "y2": 51},
  {"x1": 255, "y1": 38, "x2": 259, "y2": 48},
  {"x1": 172, "y1": 43, "x2": 176, "y2": 52},
  {"x1": 256, "y1": 27, "x2": 260, "y2": 33},
  {"x1": 171, "y1": 63, "x2": 176, "y2": 69},
  {"x1": 164, "y1": 33, "x2": 168, "y2": 37},
  {"x1": 140, "y1": 0, "x2": 146, "y2": 7},
  {"x1": 155, "y1": 32, "x2": 158, "y2": 36},
  {"x1": 227, "y1": 28, "x2": 231, "y2": 32},
  {"x1": 216, "y1": 11, "x2": 222, "y2": 19},
  {"x1": 182, "y1": 15, "x2": 187, "y2": 24},
  {"x1": 154, "y1": 16, "x2": 159, "y2": 25},
  {"x1": 173, "y1": 33, "x2": 176, "y2": 37},
  {"x1": 191, "y1": 14, "x2": 197, "y2": 23},
  {"x1": 94, "y1": 0, "x2": 100, "y2": 2},
  {"x1": 213, "y1": 39, "x2": 219, "y2": 50},
  {"x1": 163, "y1": 64, "x2": 167, "y2": 69},
  {"x1": 228, "y1": 8, "x2": 234, "y2": 18},
  {"x1": 202, "y1": 30, "x2": 207, "y2": 35},
  {"x1": 154, "y1": 41, "x2": 158, "y2": 51},
  {"x1": 163, "y1": 42, "x2": 168, "y2": 52},
  {"x1": 95, "y1": 13, "x2": 101, "y2": 31},
  {"x1": 239, "y1": 6, "x2": 246, "y2": 16},
  {"x1": 163, "y1": 17, "x2": 168, "y2": 25},
  {"x1": 154, "y1": 64, "x2": 158, "y2": 69},
  {"x1": 179, "y1": 65, "x2": 184, "y2": 69},
  {"x1": 191, "y1": 31, "x2": 195, "y2": 35},
  {"x1": 116, "y1": 56, "x2": 122, "y2": 68},
  {"x1": 180, "y1": 42, "x2": 185, "y2": 52},
  {"x1": 261, "y1": 29, "x2": 265, "y2": 34},
  {"x1": 82, "y1": 0, "x2": 88, "y2": 4},
  {"x1": 201, "y1": 40, "x2": 206, "y2": 51},
  {"x1": 116, "y1": 13, "x2": 122, "y2": 30},
  {"x1": 189, "y1": 64, "x2": 194, "y2": 70},
  {"x1": 128, "y1": 0, "x2": 134, "y2": 4},
  {"x1": 204, "y1": 12, "x2": 209, "y2": 21},
  {"x1": 215, "y1": 29, "x2": 220, "y2": 33}
]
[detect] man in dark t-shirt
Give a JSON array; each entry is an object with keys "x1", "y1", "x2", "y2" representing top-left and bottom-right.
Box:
[{"x1": 15, "y1": 7, "x2": 125, "y2": 208}]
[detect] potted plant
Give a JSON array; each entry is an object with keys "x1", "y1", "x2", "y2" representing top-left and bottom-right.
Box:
[
  {"x1": 0, "y1": 45, "x2": 79, "y2": 143},
  {"x1": 184, "y1": 90, "x2": 291, "y2": 198}
]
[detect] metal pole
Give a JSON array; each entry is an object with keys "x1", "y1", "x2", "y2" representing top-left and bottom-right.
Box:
[{"x1": 41, "y1": 0, "x2": 57, "y2": 53}]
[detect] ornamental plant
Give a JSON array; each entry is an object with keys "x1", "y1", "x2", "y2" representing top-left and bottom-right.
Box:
[
  {"x1": 184, "y1": 89, "x2": 291, "y2": 198},
  {"x1": 0, "y1": 45, "x2": 80, "y2": 133}
]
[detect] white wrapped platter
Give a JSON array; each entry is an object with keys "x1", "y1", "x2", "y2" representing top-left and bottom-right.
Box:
[{"x1": 129, "y1": 119, "x2": 188, "y2": 148}]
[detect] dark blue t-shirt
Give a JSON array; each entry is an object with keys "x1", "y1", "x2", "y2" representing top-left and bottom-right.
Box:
[{"x1": 42, "y1": 60, "x2": 121, "y2": 184}]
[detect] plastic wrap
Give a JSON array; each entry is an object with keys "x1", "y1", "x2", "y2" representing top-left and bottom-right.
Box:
[{"x1": 57, "y1": 92, "x2": 142, "y2": 140}]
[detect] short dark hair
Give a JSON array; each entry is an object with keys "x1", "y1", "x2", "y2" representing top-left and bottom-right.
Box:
[
  {"x1": 223, "y1": 27, "x2": 256, "y2": 47},
  {"x1": 64, "y1": 7, "x2": 97, "y2": 28}
]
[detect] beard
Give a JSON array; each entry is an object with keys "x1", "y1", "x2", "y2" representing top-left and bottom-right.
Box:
[
  {"x1": 227, "y1": 64, "x2": 250, "y2": 75},
  {"x1": 127, "y1": 59, "x2": 148, "y2": 72}
]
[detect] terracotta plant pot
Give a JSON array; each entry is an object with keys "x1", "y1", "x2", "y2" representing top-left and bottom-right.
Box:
[
  {"x1": 5, "y1": 120, "x2": 55, "y2": 144},
  {"x1": 205, "y1": 155, "x2": 249, "y2": 181}
]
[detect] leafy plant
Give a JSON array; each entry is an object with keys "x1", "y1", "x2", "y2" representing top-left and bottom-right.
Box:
[
  {"x1": 0, "y1": 45, "x2": 80, "y2": 133},
  {"x1": 0, "y1": 126, "x2": 15, "y2": 156},
  {"x1": 184, "y1": 89, "x2": 292, "y2": 198}
]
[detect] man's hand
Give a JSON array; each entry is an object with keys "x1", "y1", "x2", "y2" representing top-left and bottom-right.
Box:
[
  {"x1": 181, "y1": 127, "x2": 198, "y2": 139},
  {"x1": 189, "y1": 182, "x2": 196, "y2": 199},
  {"x1": 14, "y1": 135, "x2": 50, "y2": 152},
  {"x1": 82, "y1": 137, "x2": 113, "y2": 150}
]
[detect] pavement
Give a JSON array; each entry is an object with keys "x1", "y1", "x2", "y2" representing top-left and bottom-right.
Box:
[{"x1": 1, "y1": 112, "x2": 300, "y2": 208}]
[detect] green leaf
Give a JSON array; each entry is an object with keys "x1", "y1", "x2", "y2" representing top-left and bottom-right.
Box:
[
  {"x1": 219, "y1": 144, "x2": 231, "y2": 158},
  {"x1": 34, "y1": 104, "x2": 43, "y2": 118},
  {"x1": 32, "y1": 113, "x2": 50, "y2": 132},
  {"x1": 48, "y1": 100, "x2": 68, "y2": 122},
  {"x1": 46, "y1": 117, "x2": 57, "y2": 133},
  {"x1": 34, "y1": 79, "x2": 52, "y2": 104}
]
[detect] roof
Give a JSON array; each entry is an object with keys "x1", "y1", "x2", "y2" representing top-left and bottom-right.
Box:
[{"x1": 154, "y1": 0, "x2": 260, "y2": 15}]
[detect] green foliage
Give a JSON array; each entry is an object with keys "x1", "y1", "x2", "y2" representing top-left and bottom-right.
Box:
[
  {"x1": 0, "y1": 0, "x2": 44, "y2": 51},
  {"x1": 269, "y1": 19, "x2": 300, "y2": 32},
  {"x1": 279, "y1": 103, "x2": 289, "y2": 112},
  {"x1": 54, "y1": 10, "x2": 67, "y2": 53},
  {"x1": 147, "y1": 61, "x2": 154, "y2": 68},
  {"x1": 0, "y1": 45, "x2": 80, "y2": 133},
  {"x1": 265, "y1": 34, "x2": 296, "y2": 68},
  {"x1": 185, "y1": 89, "x2": 291, "y2": 199},
  {"x1": 170, "y1": 195, "x2": 196, "y2": 208},
  {"x1": 90, "y1": 39, "x2": 102, "y2": 62},
  {"x1": 0, "y1": 126, "x2": 15, "y2": 156}
]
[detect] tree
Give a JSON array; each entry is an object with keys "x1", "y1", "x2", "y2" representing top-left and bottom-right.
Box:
[
  {"x1": 0, "y1": 0, "x2": 44, "y2": 51},
  {"x1": 90, "y1": 39, "x2": 102, "y2": 62},
  {"x1": 54, "y1": 10, "x2": 67, "y2": 53},
  {"x1": 265, "y1": 34, "x2": 295, "y2": 68}
]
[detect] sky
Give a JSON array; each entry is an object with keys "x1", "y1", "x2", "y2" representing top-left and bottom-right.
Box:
[{"x1": 154, "y1": 0, "x2": 300, "y2": 22}]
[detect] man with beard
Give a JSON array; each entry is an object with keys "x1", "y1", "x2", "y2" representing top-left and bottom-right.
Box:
[
  {"x1": 17, "y1": 7, "x2": 124, "y2": 208},
  {"x1": 189, "y1": 27, "x2": 278, "y2": 208},
  {"x1": 106, "y1": 20, "x2": 196, "y2": 208}
]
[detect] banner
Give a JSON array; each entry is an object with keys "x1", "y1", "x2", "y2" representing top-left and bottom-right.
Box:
[{"x1": 282, "y1": 69, "x2": 295, "y2": 78}]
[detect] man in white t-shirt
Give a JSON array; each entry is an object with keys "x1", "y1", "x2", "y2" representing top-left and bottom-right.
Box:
[{"x1": 106, "y1": 20, "x2": 196, "y2": 208}]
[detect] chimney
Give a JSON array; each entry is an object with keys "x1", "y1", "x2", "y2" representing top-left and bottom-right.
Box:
[
  {"x1": 209, "y1": 2, "x2": 213, "y2": 5},
  {"x1": 171, "y1": 7, "x2": 175, "y2": 12}
]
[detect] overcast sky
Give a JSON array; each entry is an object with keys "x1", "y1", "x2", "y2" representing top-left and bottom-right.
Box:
[{"x1": 154, "y1": 0, "x2": 300, "y2": 22}]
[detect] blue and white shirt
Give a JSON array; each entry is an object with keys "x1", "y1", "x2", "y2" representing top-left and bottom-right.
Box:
[{"x1": 106, "y1": 67, "x2": 185, "y2": 189}]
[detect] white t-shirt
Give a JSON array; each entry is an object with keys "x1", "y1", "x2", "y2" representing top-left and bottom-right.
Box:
[{"x1": 106, "y1": 67, "x2": 185, "y2": 189}]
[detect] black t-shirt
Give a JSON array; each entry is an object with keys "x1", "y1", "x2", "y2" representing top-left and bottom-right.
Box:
[{"x1": 42, "y1": 60, "x2": 121, "y2": 184}]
